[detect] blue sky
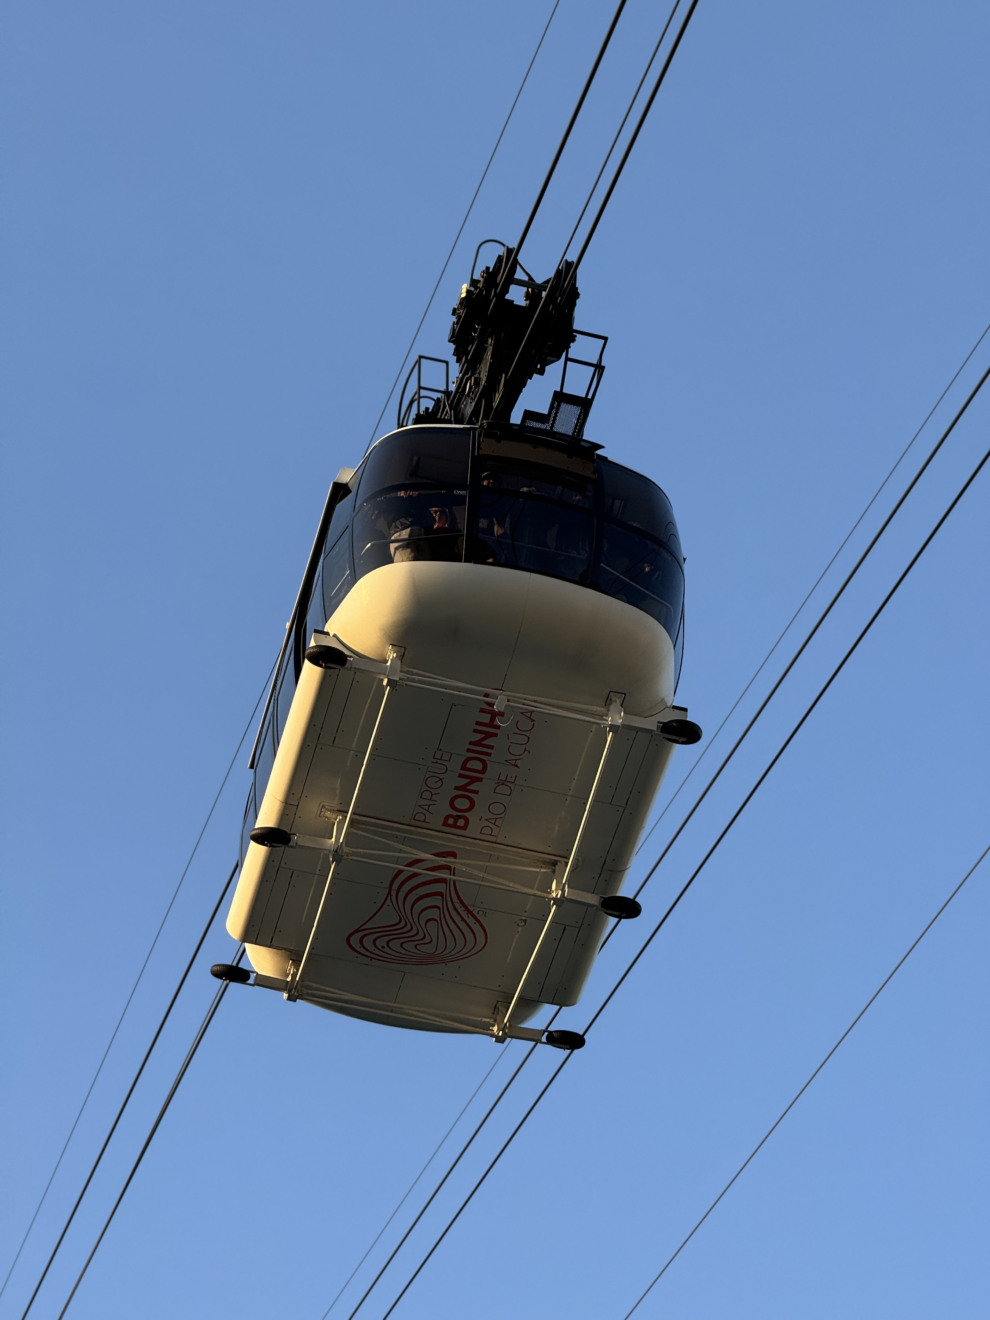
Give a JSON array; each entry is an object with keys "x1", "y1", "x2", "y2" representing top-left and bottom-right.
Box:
[{"x1": 2, "y1": 3, "x2": 988, "y2": 1317}]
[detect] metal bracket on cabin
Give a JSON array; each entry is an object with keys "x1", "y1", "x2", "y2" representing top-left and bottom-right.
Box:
[
  {"x1": 340, "y1": 835, "x2": 561, "y2": 903},
  {"x1": 491, "y1": 711, "x2": 620, "y2": 1044},
  {"x1": 250, "y1": 974, "x2": 532, "y2": 1038},
  {"x1": 320, "y1": 646, "x2": 665, "y2": 733},
  {"x1": 606, "y1": 693, "x2": 625, "y2": 727},
  {"x1": 656, "y1": 705, "x2": 703, "y2": 745},
  {"x1": 308, "y1": 635, "x2": 679, "y2": 735},
  {"x1": 283, "y1": 667, "x2": 395, "y2": 1003},
  {"x1": 254, "y1": 804, "x2": 571, "y2": 917},
  {"x1": 286, "y1": 828, "x2": 343, "y2": 857},
  {"x1": 281, "y1": 821, "x2": 636, "y2": 922},
  {"x1": 382, "y1": 646, "x2": 403, "y2": 687},
  {"x1": 444, "y1": 244, "x2": 579, "y2": 427},
  {"x1": 251, "y1": 973, "x2": 292, "y2": 993},
  {"x1": 305, "y1": 634, "x2": 405, "y2": 687},
  {"x1": 215, "y1": 966, "x2": 583, "y2": 1045}
]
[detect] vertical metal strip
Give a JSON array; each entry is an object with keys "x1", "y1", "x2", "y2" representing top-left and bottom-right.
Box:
[
  {"x1": 498, "y1": 720, "x2": 617, "y2": 1035},
  {"x1": 287, "y1": 680, "x2": 393, "y2": 1000}
]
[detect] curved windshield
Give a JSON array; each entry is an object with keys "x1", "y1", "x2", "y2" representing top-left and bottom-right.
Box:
[
  {"x1": 594, "y1": 458, "x2": 684, "y2": 643},
  {"x1": 595, "y1": 524, "x2": 681, "y2": 637},
  {"x1": 472, "y1": 466, "x2": 594, "y2": 584},
  {"x1": 346, "y1": 427, "x2": 686, "y2": 682},
  {"x1": 354, "y1": 428, "x2": 469, "y2": 573}
]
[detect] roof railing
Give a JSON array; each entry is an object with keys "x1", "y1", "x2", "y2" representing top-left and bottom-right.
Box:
[
  {"x1": 397, "y1": 355, "x2": 450, "y2": 428},
  {"x1": 519, "y1": 330, "x2": 607, "y2": 439}
]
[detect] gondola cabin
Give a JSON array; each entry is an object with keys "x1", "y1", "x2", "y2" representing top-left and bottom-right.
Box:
[{"x1": 216, "y1": 245, "x2": 700, "y2": 1048}]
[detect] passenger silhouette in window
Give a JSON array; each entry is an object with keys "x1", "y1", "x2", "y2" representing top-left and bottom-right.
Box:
[
  {"x1": 388, "y1": 495, "x2": 459, "y2": 562},
  {"x1": 476, "y1": 472, "x2": 518, "y2": 563}
]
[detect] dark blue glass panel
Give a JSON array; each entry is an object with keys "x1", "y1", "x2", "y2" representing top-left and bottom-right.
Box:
[
  {"x1": 346, "y1": 426, "x2": 687, "y2": 688},
  {"x1": 357, "y1": 428, "x2": 471, "y2": 496},
  {"x1": 595, "y1": 525, "x2": 684, "y2": 638},
  {"x1": 275, "y1": 661, "x2": 295, "y2": 741},
  {"x1": 353, "y1": 491, "x2": 464, "y2": 573},
  {"x1": 321, "y1": 531, "x2": 354, "y2": 618},
  {"x1": 599, "y1": 459, "x2": 682, "y2": 560},
  {"x1": 306, "y1": 557, "x2": 328, "y2": 639},
  {"x1": 240, "y1": 780, "x2": 257, "y2": 864},
  {"x1": 473, "y1": 489, "x2": 593, "y2": 582},
  {"x1": 325, "y1": 486, "x2": 355, "y2": 549},
  {"x1": 255, "y1": 716, "x2": 276, "y2": 799}
]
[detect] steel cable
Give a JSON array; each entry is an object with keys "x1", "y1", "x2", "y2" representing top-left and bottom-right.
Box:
[
  {"x1": 362, "y1": 0, "x2": 563, "y2": 453},
  {"x1": 511, "y1": 0, "x2": 629, "y2": 266},
  {"x1": 489, "y1": 0, "x2": 702, "y2": 419},
  {"x1": 318, "y1": 1051, "x2": 505, "y2": 1319},
  {"x1": 621, "y1": 843, "x2": 990, "y2": 1318},
  {"x1": 18, "y1": 871, "x2": 242, "y2": 1319},
  {"x1": 619, "y1": 360, "x2": 990, "y2": 912},
  {"x1": 556, "y1": 0, "x2": 683, "y2": 294},
  {"x1": 369, "y1": 0, "x2": 629, "y2": 446},
  {"x1": 632, "y1": 323, "x2": 990, "y2": 861},
  {"x1": 339, "y1": 1037, "x2": 539, "y2": 1320},
  {"x1": 55, "y1": 952, "x2": 243, "y2": 1319},
  {"x1": 570, "y1": 0, "x2": 701, "y2": 272},
  {"x1": 2, "y1": 661, "x2": 273, "y2": 1309}
]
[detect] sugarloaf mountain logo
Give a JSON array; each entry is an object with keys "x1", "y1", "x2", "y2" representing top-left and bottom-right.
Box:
[{"x1": 345, "y1": 851, "x2": 487, "y2": 965}]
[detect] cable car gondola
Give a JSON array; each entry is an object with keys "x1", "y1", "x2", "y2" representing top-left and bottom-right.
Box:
[{"x1": 214, "y1": 244, "x2": 700, "y2": 1048}]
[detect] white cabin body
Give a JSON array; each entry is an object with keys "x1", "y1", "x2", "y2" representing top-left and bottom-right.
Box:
[{"x1": 226, "y1": 423, "x2": 692, "y2": 1040}]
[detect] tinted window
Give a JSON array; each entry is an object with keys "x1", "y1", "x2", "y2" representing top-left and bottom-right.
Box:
[
  {"x1": 305, "y1": 558, "x2": 327, "y2": 640},
  {"x1": 240, "y1": 781, "x2": 257, "y2": 864},
  {"x1": 599, "y1": 459, "x2": 682, "y2": 560},
  {"x1": 325, "y1": 486, "x2": 355, "y2": 550},
  {"x1": 322, "y1": 531, "x2": 354, "y2": 619},
  {"x1": 353, "y1": 489, "x2": 465, "y2": 573},
  {"x1": 275, "y1": 660, "x2": 295, "y2": 740},
  {"x1": 596, "y1": 526, "x2": 684, "y2": 637},
  {"x1": 353, "y1": 429, "x2": 469, "y2": 575},
  {"x1": 357, "y1": 428, "x2": 471, "y2": 497},
  {"x1": 255, "y1": 716, "x2": 276, "y2": 798},
  {"x1": 481, "y1": 465, "x2": 594, "y2": 507},
  {"x1": 346, "y1": 425, "x2": 687, "y2": 686},
  {"x1": 471, "y1": 478, "x2": 591, "y2": 583}
]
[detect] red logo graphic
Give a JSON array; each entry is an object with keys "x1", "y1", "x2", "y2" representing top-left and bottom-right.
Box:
[{"x1": 345, "y1": 851, "x2": 488, "y2": 965}]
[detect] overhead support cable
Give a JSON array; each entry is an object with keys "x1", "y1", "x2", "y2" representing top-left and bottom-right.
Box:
[
  {"x1": 363, "y1": 0, "x2": 563, "y2": 452},
  {"x1": 556, "y1": 0, "x2": 683, "y2": 267},
  {"x1": 632, "y1": 323, "x2": 990, "y2": 861},
  {"x1": 489, "y1": 0, "x2": 702, "y2": 419},
  {"x1": 319, "y1": 1052, "x2": 506, "y2": 1319},
  {"x1": 570, "y1": 0, "x2": 701, "y2": 272},
  {"x1": 2, "y1": 663, "x2": 273, "y2": 1309},
  {"x1": 511, "y1": 0, "x2": 629, "y2": 267},
  {"x1": 55, "y1": 956, "x2": 242, "y2": 1319},
  {"x1": 583, "y1": 439, "x2": 990, "y2": 1027},
  {"x1": 415, "y1": 0, "x2": 633, "y2": 428},
  {"x1": 619, "y1": 360, "x2": 990, "y2": 909},
  {"x1": 621, "y1": 843, "x2": 990, "y2": 1318},
  {"x1": 367, "y1": 435, "x2": 990, "y2": 1319},
  {"x1": 339, "y1": 1040, "x2": 541, "y2": 1320},
  {"x1": 18, "y1": 872, "x2": 242, "y2": 1320}
]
